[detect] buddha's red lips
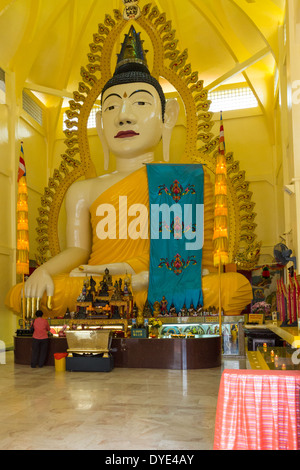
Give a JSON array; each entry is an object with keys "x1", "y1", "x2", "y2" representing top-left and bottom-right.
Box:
[{"x1": 114, "y1": 130, "x2": 139, "y2": 138}]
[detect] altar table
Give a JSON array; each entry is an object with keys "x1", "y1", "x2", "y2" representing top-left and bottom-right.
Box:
[
  {"x1": 14, "y1": 335, "x2": 221, "y2": 369},
  {"x1": 213, "y1": 369, "x2": 300, "y2": 450}
]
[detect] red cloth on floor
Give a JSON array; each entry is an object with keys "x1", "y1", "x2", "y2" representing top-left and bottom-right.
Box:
[{"x1": 214, "y1": 369, "x2": 300, "y2": 450}]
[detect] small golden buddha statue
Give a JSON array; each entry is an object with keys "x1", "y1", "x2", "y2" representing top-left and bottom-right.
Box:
[
  {"x1": 136, "y1": 309, "x2": 144, "y2": 328},
  {"x1": 153, "y1": 301, "x2": 161, "y2": 318}
]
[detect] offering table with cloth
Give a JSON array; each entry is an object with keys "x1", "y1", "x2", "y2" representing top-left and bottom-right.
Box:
[{"x1": 213, "y1": 369, "x2": 300, "y2": 450}]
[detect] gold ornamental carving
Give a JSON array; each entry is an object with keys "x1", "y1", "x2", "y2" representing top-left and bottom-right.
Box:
[
  {"x1": 69, "y1": 318, "x2": 129, "y2": 337},
  {"x1": 36, "y1": 2, "x2": 259, "y2": 270}
]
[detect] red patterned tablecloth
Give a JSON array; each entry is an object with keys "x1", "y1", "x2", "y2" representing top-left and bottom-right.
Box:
[{"x1": 214, "y1": 369, "x2": 300, "y2": 450}]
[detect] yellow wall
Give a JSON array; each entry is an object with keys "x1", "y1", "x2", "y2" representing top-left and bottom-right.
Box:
[
  {"x1": 0, "y1": 98, "x2": 15, "y2": 348},
  {"x1": 219, "y1": 110, "x2": 282, "y2": 259},
  {"x1": 0, "y1": 88, "x2": 48, "y2": 349}
]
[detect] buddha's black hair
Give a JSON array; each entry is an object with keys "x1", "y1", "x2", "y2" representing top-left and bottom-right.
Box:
[{"x1": 101, "y1": 63, "x2": 166, "y2": 120}]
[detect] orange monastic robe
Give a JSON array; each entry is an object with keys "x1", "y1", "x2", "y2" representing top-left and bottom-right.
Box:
[{"x1": 88, "y1": 166, "x2": 150, "y2": 273}]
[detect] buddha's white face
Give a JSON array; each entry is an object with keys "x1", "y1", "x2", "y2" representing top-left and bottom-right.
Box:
[{"x1": 101, "y1": 82, "x2": 163, "y2": 158}]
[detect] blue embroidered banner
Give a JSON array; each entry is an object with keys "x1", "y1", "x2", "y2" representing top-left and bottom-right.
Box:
[{"x1": 146, "y1": 164, "x2": 204, "y2": 313}]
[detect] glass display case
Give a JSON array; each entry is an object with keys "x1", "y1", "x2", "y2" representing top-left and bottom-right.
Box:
[{"x1": 157, "y1": 317, "x2": 243, "y2": 356}]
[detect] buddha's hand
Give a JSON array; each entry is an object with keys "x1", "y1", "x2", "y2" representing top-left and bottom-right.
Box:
[
  {"x1": 70, "y1": 265, "x2": 105, "y2": 276},
  {"x1": 70, "y1": 263, "x2": 134, "y2": 276},
  {"x1": 23, "y1": 267, "x2": 54, "y2": 314}
]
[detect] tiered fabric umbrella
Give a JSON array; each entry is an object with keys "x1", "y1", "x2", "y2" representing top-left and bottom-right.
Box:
[
  {"x1": 16, "y1": 143, "x2": 29, "y2": 326},
  {"x1": 213, "y1": 113, "x2": 229, "y2": 342}
]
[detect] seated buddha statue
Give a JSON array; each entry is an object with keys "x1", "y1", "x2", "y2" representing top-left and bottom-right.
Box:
[
  {"x1": 102, "y1": 268, "x2": 113, "y2": 287},
  {"x1": 6, "y1": 27, "x2": 252, "y2": 317}
]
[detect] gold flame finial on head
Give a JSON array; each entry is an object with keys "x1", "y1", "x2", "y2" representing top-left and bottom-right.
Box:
[{"x1": 116, "y1": 25, "x2": 148, "y2": 70}]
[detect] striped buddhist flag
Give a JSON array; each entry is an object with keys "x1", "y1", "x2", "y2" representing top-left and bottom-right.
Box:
[{"x1": 17, "y1": 143, "x2": 26, "y2": 182}]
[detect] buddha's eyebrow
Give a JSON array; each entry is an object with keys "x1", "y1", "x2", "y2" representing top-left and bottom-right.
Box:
[
  {"x1": 129, "y1": 89, "x2": 154, "y2": 98},
  {"x1": 103, "y1": 93, "x2": 122, "y2": 104}
]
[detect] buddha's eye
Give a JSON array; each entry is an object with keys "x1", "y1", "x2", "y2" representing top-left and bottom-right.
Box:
[
  {"x1": 107, "y1": 105, "x2": 115, "y2": 111},
  {"x1": 133, "y1": 100, "x2": 151, "y2": 107}
]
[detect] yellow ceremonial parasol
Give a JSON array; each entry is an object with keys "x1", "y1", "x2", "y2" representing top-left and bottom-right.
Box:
[
  {"x1": 213, "y1": 112, "x2": 229, "y2": 345},
  {"x1": 16, "y1": 142, "x2": 29, "y2": 327}
]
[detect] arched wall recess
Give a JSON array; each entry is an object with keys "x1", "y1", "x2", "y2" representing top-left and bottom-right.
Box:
[{"x1": 35, "y1": 3, "x2": 260, "y2": 271}]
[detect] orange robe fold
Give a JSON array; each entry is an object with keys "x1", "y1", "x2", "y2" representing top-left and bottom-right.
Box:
[{"x1": 88, "y1": 167, "x2": 150, "y2": 273}]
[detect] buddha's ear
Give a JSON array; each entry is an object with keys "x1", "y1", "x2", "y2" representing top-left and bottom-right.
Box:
[
  {"x1": 96, "y1": 110, "x2": 110, "y2": 171},
  {"x1": 162, "y1": 98, "x2": 180, "y2": 162}
]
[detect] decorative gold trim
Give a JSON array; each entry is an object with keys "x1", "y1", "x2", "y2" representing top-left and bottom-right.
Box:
[
  {"x1": 69, "y1": 318, "x2": 129, "y2": 337},
  {"x1": 36, "y1": 4, "x2": 259, "y2": 269}
]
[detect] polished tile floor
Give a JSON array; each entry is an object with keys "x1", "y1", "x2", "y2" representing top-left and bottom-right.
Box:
[{"x1": 0, "y1": 351, "x2": 247, "y2": 450}]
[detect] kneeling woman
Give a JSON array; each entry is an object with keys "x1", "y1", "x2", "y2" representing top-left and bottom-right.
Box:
[{"x1": 31, "y1": 310, "x2": 50, "y2": 368}]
